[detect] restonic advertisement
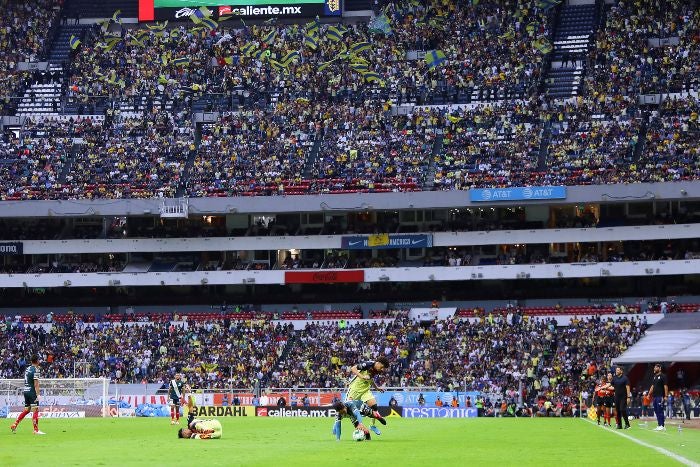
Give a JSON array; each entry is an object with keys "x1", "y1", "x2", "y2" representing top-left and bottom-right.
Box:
[
  {"x1": 402, "y1": 407, "x2": 478, "y2": 418},
  {"x1": 139, "y1": 0, "x2": 341, "y2": 21}
]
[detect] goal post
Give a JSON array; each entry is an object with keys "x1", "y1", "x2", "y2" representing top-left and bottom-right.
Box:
[{"x1": 0, "y1": 378, "x2": 109, "y2": 418}]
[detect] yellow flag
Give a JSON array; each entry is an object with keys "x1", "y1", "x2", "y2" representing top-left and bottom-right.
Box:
[
  {"x1": 588, "y1": 406, "x2": 597, "y2": 421},
  {"x1": 368, "y1": 234, "x2": 389, "y2": 247}
]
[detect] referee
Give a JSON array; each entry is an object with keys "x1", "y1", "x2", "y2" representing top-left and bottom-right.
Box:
[{"x1": 612, "y1": 366, "x2": 631, "y2": 429}]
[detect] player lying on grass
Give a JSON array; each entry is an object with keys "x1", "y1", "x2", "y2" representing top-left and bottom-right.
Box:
[
  {"x1": 346, "y1": 356, "x2": 389, "y2": 435},
  {"x1": 178, "y1": 418, "x2": 223, "y2": 439},
  {"x1": 332, "y1": 400, "x2": 386, "y2": 441}
]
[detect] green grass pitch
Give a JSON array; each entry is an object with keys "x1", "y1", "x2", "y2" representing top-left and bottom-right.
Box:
[{"x1": 2, "y1": 417, "x2": 698, "y2": 466}]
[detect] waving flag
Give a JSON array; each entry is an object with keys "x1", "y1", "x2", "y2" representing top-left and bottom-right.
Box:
[
  {"x1": 111, "y1": 10, "x2": 122, "y2": 24},
  {"x1": 318, "y1": 58, "x2": 337, "y2": 71},
  {"x1": 350, "y1": 42, "x2": 371, "y2": 54},
  {"x1": 97, "y1": 37, "x2": 121, "y2": 52},
  {"x1": 326, "y1": 25, "x2": 346, "y2": 42},
  {"x1": 252, "y1": 49, "x2": 270, "y2": 61},
  {"x1": 537, "y1": 0, "x2": 561, "y2": 11},
  {"x1": 304, "y1": 34, "x2": 318, "y2": 50},
  {"x1": 263, "y1": 29, "x2": 277, "y2": 44},
  {"x1": 361, "y1": 71, "x2": 384, "y2": 84},
  {"x1": 171, "y1": 57, "x2": 191, "y2": 67},
  {"x1": 240, "y1": 42, "x2": 256, "y2": 56},
  {"x1": 69, "y1": 35, "x2": 81, "y2": 50},
  {"x1": 350, "y1": 62, "x2": 369, "y2": 72},
  {"x1": 195, "y1": 6, "x2": 213, "y2": 19},
  {"x1": 281, "y1": 51, "x2": 300, "y2": 65},
  {"x1": 200, "y1": 17, "x2": 218, "y2": 30},
  {"x1": 147, "y1": 21, "x2": 168, "y2": 31},
  {"x1": 425, "y1": 50, "x2": 446, "y2": 69},
  {"x1": 305, "y1": 19, "x2": 320, "y2": 36},
  {"x1": 369, "y1": 13, "x2": 392, "y2": 36},
  {"x1": 269, "y1": 59, "x2": 286, "y2": 72}
]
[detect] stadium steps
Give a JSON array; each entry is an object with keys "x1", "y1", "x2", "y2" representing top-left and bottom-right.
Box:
[
  {"x1": 537, "y1": 122, "x2": 552, "y2": 172},
  {"x1": 632, "y1": 111, "x2": 650, "y2": 163},
  {"x1": 544, "y1": 4, "x2": 596, "y2": 99},
  {"x1": 48, "y1": 25, "x2": 90, "y2": 65},
  {"x1": 177, "y1": 147, "x2": 200, "y2": 198},
  {"x1": 267, "y1": 331, "x2": 300, "y2": 380},
  {"x1": 423, "y1": 129, "x2": 443, "y2": 190},
  {"x1": 302, "y1": 134, "x2": 323, "y2": 179},
  {"x1": 16, "y1": 65, "x2": 65, "y2": 116},
  {"x1": 59, "y1": 143, "x2": 81, "y2": 184}
]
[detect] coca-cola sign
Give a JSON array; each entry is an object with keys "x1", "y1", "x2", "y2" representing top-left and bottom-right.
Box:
[{"x1": 285, "y1": 270, "x2": 365, "y2": 284}]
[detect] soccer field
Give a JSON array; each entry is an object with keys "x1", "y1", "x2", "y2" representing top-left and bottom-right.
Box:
[{"x1": 2, "y1": 417, "x2": 698, "y2": 466}]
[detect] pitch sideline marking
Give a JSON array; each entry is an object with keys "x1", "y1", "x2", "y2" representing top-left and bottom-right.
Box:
[{"x1": 582, "y1": 418, "x2": 699, "y2": 467}]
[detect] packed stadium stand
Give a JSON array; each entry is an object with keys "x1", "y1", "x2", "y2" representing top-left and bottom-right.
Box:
[
  {"x1": 1, "y1": 0, "x2": 698, "y2": 196},
  {"x1": 0, "y1": 0, "x2": 699, "y2": 420}
]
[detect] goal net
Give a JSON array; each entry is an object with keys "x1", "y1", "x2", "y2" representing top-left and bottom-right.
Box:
[{"x1": 0, "y1": 378, "x2": 109, "y2": 418}]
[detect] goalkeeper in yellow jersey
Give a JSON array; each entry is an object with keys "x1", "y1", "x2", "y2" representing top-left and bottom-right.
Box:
[{"x1": 178, "y1": 419, "x2": 223, "y2": 439}]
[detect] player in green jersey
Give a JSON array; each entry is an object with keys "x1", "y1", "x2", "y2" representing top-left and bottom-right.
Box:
[
  {"x1": 169, "y1": 373, "x2": 185, "y2": 425},
  {"x1": 10, "y1": 355, "x2": 45, "y2": 435}
]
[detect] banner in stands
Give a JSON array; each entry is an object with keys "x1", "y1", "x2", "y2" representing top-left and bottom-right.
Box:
[
  {"x1": 0, "y1": 242, "x2": 22, "y2": 255},
  {"x1": 190, "y1": 406, "x2": 254, "y2": 417},
  {"x1": 284, "y1": 270, "x2": 364, "y2": 284},
  {"x1": 341, "y1": 234, "x2": 433, "y2": 250},
  {"x1": 343, "y1": 391, "x2": 480, "y2": 408},
  {"x1": 256, "y1": 406, "x2": 337, "y2": 417},
  {"x1": 139, "y1": 0, "x2": 341, "y2": 21},
  {"x1": 402, "y1": 407, "x2": 478, "y2": 418},
  {"x1": 470, "y1": 186, "x2": 567, "y2": 202},
  {"x1": 213, "y1": 392, "x2": 341, "y2": 406}
]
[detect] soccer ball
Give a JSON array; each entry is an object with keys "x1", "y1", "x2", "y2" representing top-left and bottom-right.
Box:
[{"x1": 352, "y1": 429, "x2": 366, "y2": 442}]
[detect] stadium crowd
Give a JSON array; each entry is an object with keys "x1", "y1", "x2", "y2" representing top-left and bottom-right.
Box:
[
  {"x1": 0, "y1": 0, "x2": 62, "y2": 115},
  {"x1": 267, "y1": 319, "x2": 419, "y2": 387},
  {"x1": 0, "y1": 0, "x2": 698, "y2": 197},
  {"x1": 403, "y1": 315, "x2": 648, "y2": 401},
  {"x1": 310, "y1": 105, "x2": 436, "y2": 192},
  {"x1": 188, "y1": 103, "x2": 316, "y2": 197},
  {"x1": 587, "y1": 0, "x2": 700, "y2": 95},
  {"x1": 0, "y1": 317, "x2": 293, "y2": 389},
  {"x1": 432, "y1": 99, "x2": 543, "y2": 189},
  {"x1": 0, "y1": 311, "x2": 650, "y2": 407}
]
